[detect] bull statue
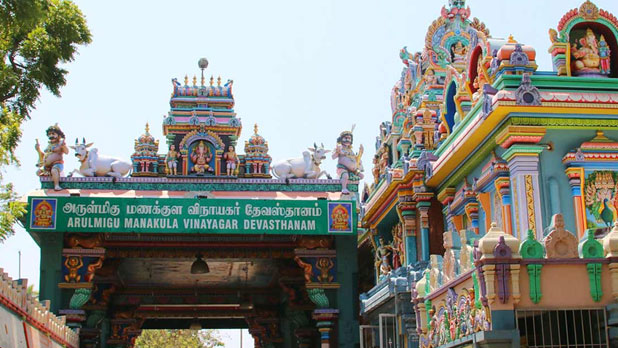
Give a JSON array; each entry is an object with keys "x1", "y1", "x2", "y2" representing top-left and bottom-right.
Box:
[
  {"x1": 68, "y1": 138, "x2": 132, "y2": 178},
  {"x1": 271, "y1": 143, "x2": 331, "y2": 180}
]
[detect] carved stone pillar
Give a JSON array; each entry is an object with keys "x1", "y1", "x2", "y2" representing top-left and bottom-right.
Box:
[
  {"x1": 496, "y1": 126, "x2": 546, "y2": 239},
  {"x1": 417, "y1": 202, "x2": 431, "y2": 262},
  {"x1": 502, "y1": 146, "x2": 545, "y2": 239},
  {"x1": 397, "y1": 196, "x2": 417, "y2": 265},
  {"x1": 565, "y1": 167, "x2": 586, "y2": 238},
  {"x1": 294, "y1": 247, "x2": 340, "y2": 347},
  {"x1": 494, "y1": 177, "x2": 513, "y2": 235}
]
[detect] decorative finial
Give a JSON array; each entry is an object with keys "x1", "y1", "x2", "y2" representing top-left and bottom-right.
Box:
[
  {"x1": 254, "y1": 124, "x2": 258, "y2": 135},
  {"x1": 526, "y1": 229, "x2": 535, "y2": 239},
  {"x1": 217, "y1": 76, "x2": 221, "y2": 86},
  {"x1": 184, "y1": 75, "x2": 189, "y2": 86},
  {"x1": 508, "y1": 34, "x2": 517, "y2": 43},
  {"x1": 192, "y1": 75, "x2": 197, "y2": 86},
  {"x1": 198, "y1": 58, "x2": 209, "y2": 86},
  {"x1": 145, "y1": 123, "x2": 150, "y2": 133},
  {"x1": 198, "y1": 58, "x2": 209, "y2": 70}
]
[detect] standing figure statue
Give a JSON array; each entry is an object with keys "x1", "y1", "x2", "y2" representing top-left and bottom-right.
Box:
[
  {"x1": 35, "y1": 124, "x2": 68, "y2": 191},
  {"x1": 165, "y1": 144, "x2": 179, "y2": 175},
  {"x1": 223, "y1": 145, "x2": 239, "y2": 176},
  {"x1": 375, "y1": 236, "x2": 394, "y2": 276},
  {"x1": 191, "y1": 140, "x2": 213, "y2": 174},
  {"x1": 332, "y1": 127, "x2": 364, "y2": 194},
  {"x1": 599, "y1": 35, "x2": 611, "y2": 75}
]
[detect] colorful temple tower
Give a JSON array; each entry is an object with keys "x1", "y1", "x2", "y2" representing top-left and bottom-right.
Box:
[
  {"x1": 25, "y1": 61, "x2": 360, "y2": 348},
  {"x1": 130, "y1": 124, "x2": 159, "y2": 176},
  {"x1": 360, "y1": 1, "x2": 618, "y2": 347}
]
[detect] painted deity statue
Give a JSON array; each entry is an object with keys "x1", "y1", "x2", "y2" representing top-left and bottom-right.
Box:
[
  {"x1": 571, "y1": 28, "x2": 610, "y2": 75},
  {"x1": 332, "y1": 128, "x2": 364, "y2": 194},
  {"x1": 165, "y1": 144, "x2": 179, "y2": 175},
  {"x1": 375, "y1": 236, "x2": 394, "y2": 276},
  {"x1": 471, "y1": 59, "x2": 488, "y2": 104},
  {"x1": 191, "y1": 140, "x2": 213, "y2": 174},
  {"x1": 223, "y1": 145, "x2": 239, "y2": 176},
  {"x1": 599, "y1": 35, "x2": 611, "y2": 75},
  {"x1": 451, "y1": 41, "x2": 468, "y2": 63},
  {"x1": 35, "y1": 124, "x2": 69, "y2": 191},
  {"x1": 424, "y1": 68, "x2": 438, "y2": 86}
]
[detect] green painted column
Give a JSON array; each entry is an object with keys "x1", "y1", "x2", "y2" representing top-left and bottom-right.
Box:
[
  {"x1": 38, "y1": 233, "x2": 63, "y2": 314},
  {"x1": 336, "y1": 234, "x2": 358, "y2": 348},
  {"x1": 401, "y1": 209, "x2": 417, "y2": 265},
  {"x1": 100, "y1": 318, "x2": 109, "y2": 348}
]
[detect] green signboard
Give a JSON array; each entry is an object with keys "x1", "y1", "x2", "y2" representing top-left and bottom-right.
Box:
[{"x1": 27, "y1": 196, "x2": 356, "y2": 235}]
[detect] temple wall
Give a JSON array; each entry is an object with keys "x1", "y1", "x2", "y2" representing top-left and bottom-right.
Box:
[
  {"x1": 0, "y1": 270, "x2": 78, "y2": 348},
  {"x1": 518, "y1": 263, "x2": 613, "y2": 308}
]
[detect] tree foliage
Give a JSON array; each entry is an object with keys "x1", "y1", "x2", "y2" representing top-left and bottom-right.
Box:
[
  {"x1": 134, "y1": 329, "x2": 225, "y2": 348},
  {"x1": 0, "y1": 0, "x2": 91, "y2": 240}
]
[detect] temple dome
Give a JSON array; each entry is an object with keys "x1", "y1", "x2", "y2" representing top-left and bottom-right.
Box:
[
  {"x1": 245, "y1": 124, "x2": 269, "y2": 154},
  {"x1": 137, "y1": 123, "x2": 157, "y2": 146}
]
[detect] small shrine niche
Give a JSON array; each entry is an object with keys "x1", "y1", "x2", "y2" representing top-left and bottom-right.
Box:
[
  {"x1": 131, "y1": 124, "x2": 160, "y2": 176},
  {"x1": 569, "y1": 25, "x2": 615, "y2": 77},
  {"x1": 549, "y1": 1, "x2": 618, "y2": 78}
]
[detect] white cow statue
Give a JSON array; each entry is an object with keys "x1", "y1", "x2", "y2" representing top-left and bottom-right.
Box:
[
  {"x1": 271, "y1": 143, "x2": 331, "y2": 180},
  {"x1": 68, "y1": 138, "x2": 132, "y2": 178}
]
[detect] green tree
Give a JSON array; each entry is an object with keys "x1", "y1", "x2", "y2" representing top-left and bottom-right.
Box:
[
  {"x1": 134, "y1": 329, "x2": 225, "y2": 348},
  {"x1": 0, "y1": 0, "x2": 91, "y2": 240}
]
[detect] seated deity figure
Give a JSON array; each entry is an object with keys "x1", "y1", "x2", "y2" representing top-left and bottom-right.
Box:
[
  {"x1": 571, "y1": 28, "x2": 610, "y2": 76},
  {"x1": 451, "y1": 41, "x2": 467, "y2": 63},
  {"x1": 190, "y1": 140, "x2": 213, "y2": 174}
]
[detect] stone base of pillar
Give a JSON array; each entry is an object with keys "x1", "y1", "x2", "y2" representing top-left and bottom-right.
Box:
[
  {"x1": 59, "y1": 309, "x2": 86, "y2": 329},
  {"x1": 294, "y1": 327, "x2": 316, "y2": 348},
  {"x1": 312, "y1": 309, "x2": 339, "y2": 348}
]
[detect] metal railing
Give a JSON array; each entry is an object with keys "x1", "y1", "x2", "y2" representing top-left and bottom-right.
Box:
[{"x1": 516, "y1": 309, "x2": 609, "y2": 348}]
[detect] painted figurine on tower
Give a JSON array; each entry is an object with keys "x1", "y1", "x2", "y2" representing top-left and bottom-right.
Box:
[
  {"x1": 165, "y1": 144, "x2": 179, "y2": 175},
  {"x1": 223, "y1": 145, "x2": 239, "y2": 176},
  {"x1": 35, "y1": 124, "x2": 68, "y2": 191},
  {"x1": 332, "y1": 126, "x2": 364, "y2": 194},
  {"x1": 191, "y1": 140, "x2": 213, "y2": 174}
]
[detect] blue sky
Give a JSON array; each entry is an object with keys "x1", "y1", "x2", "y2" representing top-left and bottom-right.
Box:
[{"x1": 2, "y1": 0, "x2": 617, "y2": 345}]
